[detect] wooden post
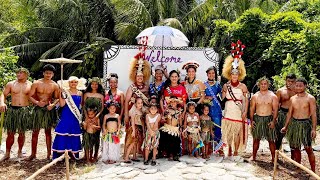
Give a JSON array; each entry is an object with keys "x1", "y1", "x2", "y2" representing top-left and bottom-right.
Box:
[
  {"x1": 277, "y1": 151, "x2": 320, "y2": 180},
  {"x1": 273, "y1": 150, "x2": 279, "y2": 180},
  {"x1": 26, "y1": 154, "x2": 65, "y2": 180},
  {"x1": 65, "y1": 151, "x2": 70, "y2": 180}
]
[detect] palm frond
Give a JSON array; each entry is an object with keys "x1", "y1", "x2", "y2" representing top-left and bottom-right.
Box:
[
  {"x1": 22, "y1": 27, "x2": 65, "y2": 42},
  {"x1": 1, "y1": 33, "x2": 29, "y2": 47},
  {"x1": 9, "y1": 42, "x2": 60, "y2": 67},
  {"x1": 157, "y1": 18, "x2": 183, "y2": 30},
  {"x1": 114, "y1": 22, "x2": 141, "y2": 44},
  {"x1": 30, "y1": 41, "x2": 87, "y2": 72},
  {"x1": 140, "y1": 0, "x2": 163, "y2": 24},
  {"x1": 111, "y1": 0, "x2": 152, "y2": 29}
]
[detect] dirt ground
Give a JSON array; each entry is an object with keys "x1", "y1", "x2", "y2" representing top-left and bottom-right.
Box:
[{"x1": 0, "y1": 130, "x2": 319, "y2": 180}]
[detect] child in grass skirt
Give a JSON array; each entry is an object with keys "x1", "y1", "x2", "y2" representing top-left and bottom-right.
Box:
[{"x1": 82, "y1": 102, "x2": 101, "y2": 163}]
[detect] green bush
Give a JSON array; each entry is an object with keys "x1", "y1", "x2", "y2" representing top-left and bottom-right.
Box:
[{"x1": 0, "y1": 49, "x2": 19, "y2": 89}]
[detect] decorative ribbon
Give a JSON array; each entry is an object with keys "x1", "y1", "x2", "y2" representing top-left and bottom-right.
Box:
[
  {"x1": 130, "y1": 84, "x2": 149, "y2": 106},
  {"x1": 63, "y1": 89, "x2": 82, "y2": 122},
  {"x1": 204, "y1": 81, "x2": 221, "y2": 109}
]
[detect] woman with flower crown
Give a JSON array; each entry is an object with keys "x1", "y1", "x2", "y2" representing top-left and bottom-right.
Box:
[{"x1": 221, "y1": 40, "x2": 249, "y2": 157}]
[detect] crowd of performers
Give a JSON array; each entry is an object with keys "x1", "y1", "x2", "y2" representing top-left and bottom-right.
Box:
[{"x1": 0, "y1": 41, "x2": 317, "y2": 172}]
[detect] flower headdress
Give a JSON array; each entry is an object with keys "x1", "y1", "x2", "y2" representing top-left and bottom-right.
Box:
[
  {"x1": 15, "y1": 67, "x2": 30, "y2": 76},
  {"x1": 129, "y1": 36, "x2": 151, "y2": 83},
  {"x1": 107, "y1": 73, "x2": 118, "y2": 81},
  {"x1": 57, "y1": 76, "x2": 87, "y2": 90},
  {"x1": 106, "y1": 101, "x2": 120, "y2": 108},
  {"x1": 88, "y1": 77, "x2": 102, "y2": 84},
  {"x1": 222, "y1": 40, "x2": 247, "y2": 81},
  {"x1": 149, "y1": 101, "x2": 159, "y2": 108}
]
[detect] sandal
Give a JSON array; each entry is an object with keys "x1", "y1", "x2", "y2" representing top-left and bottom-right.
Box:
[
  {"x1": 144, "y1": 160, "x2": 149, "y2": 165},
  {"x1": 124, "y1": 160, "x2": 132, "y2": 164},
  {"x1": 173, "y1": 156, "x2": 180, "y2": 161},
  {"x1": 151, "y1": 160, "x2": 156, "y2": 166},
  {"x1": 131, "y1": 159, "x2": 140, "y2": 162}
]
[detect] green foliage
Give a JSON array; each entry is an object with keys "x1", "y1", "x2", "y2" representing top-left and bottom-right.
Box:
[
  {"x1": 0, "y1": 49, "x2": 18, "y2": 88},
  {"x1": 269, "y1": 11, "x2": 306, "y2": 33},
  {"x1": 272, "y1": 53, "x2": 303, "y2": 89},
  {"x1": 279, "y1": 0, "x2": 320, "y2": 22}
]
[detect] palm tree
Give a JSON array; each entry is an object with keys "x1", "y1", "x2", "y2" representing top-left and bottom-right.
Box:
[
  {"x1": 111, "y1": 0, "x2": 280, "y2": 46},
  {"x1": 1, "y1": 0, "x2": 116, "y2": 79}
]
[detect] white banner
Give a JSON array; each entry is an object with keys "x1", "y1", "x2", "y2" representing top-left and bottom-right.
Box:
[{"x1": 103, "y1": 45, "x2": 219, "y2": 92}]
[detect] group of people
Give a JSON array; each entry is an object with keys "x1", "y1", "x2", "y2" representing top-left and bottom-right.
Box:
[{"x1": 0, "y1": 41, "x2": 317, "y2": 172}]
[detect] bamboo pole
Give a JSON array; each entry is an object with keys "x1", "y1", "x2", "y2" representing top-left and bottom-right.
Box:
[
  {"x1": 26, "y1": 153, "x2": 65, "y2": 180},
  {"x1": 65, "y1": 151, "x2": 70, "y2": 180},
  {"x1": 273, "y1": 150, "x2": 279, "y2": 180},
  {"x1": 275, "y1": 150, "x2": 320, "y2": 180}
]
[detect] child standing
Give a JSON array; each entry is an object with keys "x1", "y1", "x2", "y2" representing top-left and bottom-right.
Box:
[
  {"x1": 124, "y1": 97, "x2": 146, "y2": 163},
  {"x1": 159, "y1": 96, "x2": 182, "y2": 161},
  {"x1": 82, "y1": 106, "x2": 101, "y2": 163},
  {"x1": 184, "y1": 102, "x2": 201, "y2": 157},
  {"x1": 142, "y1": 103, "x2": 161, "y2": 166},
  {"x1": 200, "y1": 104, "x2": 214, "y2": 159},
  {"x1": 102, "y1": 102, "x2": 121, "y2": 164}
]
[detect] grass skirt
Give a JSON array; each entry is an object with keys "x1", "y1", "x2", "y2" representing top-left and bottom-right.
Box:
[
  {"x1": 286, "y1": 118, "x2": 312, "y2": 148},
  {"x1": 141, "y1": 130, "x2": 160, "y2": 150},
  {"x1": 82, "y1": 131, "x2": 100, "y2": 150},
  {"x1": 31, "y1": 106, "x2": 57, "y2": 130},
  {"x1": 221, "y1": 118, "x2": 247, "y2": 152},
  {"x1": 102, "y1": 132, "x2": 120, "y2": 161},
  {"x1": 186, "y1": 126, "x2": 201, "y2": 143},
  {"x1": 201, "y1": 131, "x2": 211, "y2": 144},
  {"x1": 4, "y1": 106, "x2": 32, "y2": 133},
  {"x1": 276, "y1": 109, "x2": 287, "y2": 133},
  {"x1": 252, "y1": 115, "x2": 276, "y2": 141}
]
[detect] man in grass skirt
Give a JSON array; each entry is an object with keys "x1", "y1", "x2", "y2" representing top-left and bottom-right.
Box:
[
  {"x1": 249, "y1": 77, "x2": 278, "y2": 162},
  {"x1": 26, "y1": 64, "x2": 60, "y2": 160},
  {"x1": 0, "y1": 68, "x2": 32, "y2": 161},
  {"x1": 281, "y1": 78, "x2": 317, "y2": 172},
  {"x1": 275, "y1": 73, "x2": 296, "y2": 151}
]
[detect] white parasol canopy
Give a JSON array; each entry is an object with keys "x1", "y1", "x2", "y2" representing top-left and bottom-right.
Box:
[
  {"x1": 40, "y1": 54, "x2": 83, "y2": 88},
  {"x1": 136, "y1": 26, "x2": 189, "y2": 47}
]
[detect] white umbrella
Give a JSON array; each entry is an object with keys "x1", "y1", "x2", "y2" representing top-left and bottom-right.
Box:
[
  {"x1": 136, "y1": 26, "x2": 189, "y2": 47},
  {"x1": 40, "y1": 54, "x2": 82, "y2": 88}
]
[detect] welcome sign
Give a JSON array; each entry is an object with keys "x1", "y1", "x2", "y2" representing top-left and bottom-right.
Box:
[{"x1": 103, "y1": 45, "x2": 219, "y2": 92}]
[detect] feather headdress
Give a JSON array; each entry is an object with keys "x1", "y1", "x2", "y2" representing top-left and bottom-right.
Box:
[
  {"x1": 129, "y1": 36, "x2": 151, "y2": 83},
  {"x1": 222, "y1": 40, "x2": 246, "y2": 81}
]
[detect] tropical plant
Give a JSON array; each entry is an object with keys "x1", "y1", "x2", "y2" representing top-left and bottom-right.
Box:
[
  {"x1": 0, "y1": 49, "x2": 19, "y2": 88},
  {"x1": 0, "y1": 0, "x2": 116, "y2": 80}
]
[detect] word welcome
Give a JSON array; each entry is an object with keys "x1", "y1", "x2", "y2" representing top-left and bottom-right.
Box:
[{"x1": 146, "y1": 50, "x2": 183, "y2": 63}]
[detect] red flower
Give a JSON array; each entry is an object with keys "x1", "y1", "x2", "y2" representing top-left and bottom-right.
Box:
[
  {"x1": 237, "y1": 40, "x2": 242, "y2": 45},
  {"x1": 231, "y1": 42, "x2": 236, "y2": 49},
  {"x1": 234, "y1": 55, "x2": 239, "y2": 59},
  {"x1": 239, "y1": 52, "x2": 243, "y2": 56},
  {"x1": 236, "y1": 47, "x2": 240, "y2": 51},
  {"x1": 241, "y1": 45, "x2": 246, "y2": 50}
]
